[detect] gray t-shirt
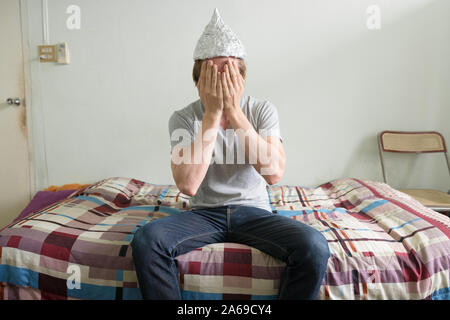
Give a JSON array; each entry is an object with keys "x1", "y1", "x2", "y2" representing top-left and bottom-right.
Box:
[{"x1": 168, "y1": 95, "x2": 282, "y2": 212}]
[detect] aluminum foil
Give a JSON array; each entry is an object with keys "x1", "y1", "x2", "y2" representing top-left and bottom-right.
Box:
[{"x1": 193, "y1": 8, "x2": 247, "y2": 61}]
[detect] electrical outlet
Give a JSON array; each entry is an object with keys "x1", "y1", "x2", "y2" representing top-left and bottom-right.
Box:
[
  {"x1": 38, "y1": 45, "x2": 57, "y2": 62},
  {"x1": 38, "y1": 43, "x2": 70, "y2": 64}
]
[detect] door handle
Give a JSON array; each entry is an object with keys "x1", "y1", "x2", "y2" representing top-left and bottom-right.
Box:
[{"x1": 6, "y1": 98, "x2": 21, "y2": 106}]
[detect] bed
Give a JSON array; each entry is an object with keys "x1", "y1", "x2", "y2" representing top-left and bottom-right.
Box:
[{"x1": 0, "y1": 176, "x2": 449, "y2": 300}]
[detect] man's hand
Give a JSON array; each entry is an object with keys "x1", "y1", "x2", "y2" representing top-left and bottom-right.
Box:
[
  {"x1": 197, "y1": 60, "x2": 223, "y2": 118},
  {"x1": 221, "y1": 59, "x2": 245, "y2": 117}
]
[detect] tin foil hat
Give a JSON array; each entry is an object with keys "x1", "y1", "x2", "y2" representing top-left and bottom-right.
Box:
[{"x1": 193, "y1": 8, "x2": 247, "y2": 61}]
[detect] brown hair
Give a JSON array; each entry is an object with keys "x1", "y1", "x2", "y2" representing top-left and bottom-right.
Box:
[{"x1": 192, "y1": 58, "x2": 247, "y2": 86}]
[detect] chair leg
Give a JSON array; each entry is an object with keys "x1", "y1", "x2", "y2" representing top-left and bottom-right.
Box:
[{"x1": 378, "y1": 135, "x2": 387, "y2": 183}]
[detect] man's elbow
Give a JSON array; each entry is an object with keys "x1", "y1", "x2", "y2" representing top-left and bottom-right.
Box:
[
  {"x1": 171, "y1": 162, "x2": 198, "y2": 197},
  {"x1": 177, "y1": 182, "x2": 198, "y2": 197},
  {"x1": 261, "y1": 161, "x2": 284, "y2": 185},
  {"x1": 265, "y1": 173, "x2": 283, "y2": 186}
]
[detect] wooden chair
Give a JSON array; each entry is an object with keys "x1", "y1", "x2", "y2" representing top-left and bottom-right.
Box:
[{"x1": 378, "y1": 130, "x2": 450, "y2": 213}]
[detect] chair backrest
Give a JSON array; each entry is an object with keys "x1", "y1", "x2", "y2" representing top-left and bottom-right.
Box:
[
  {"x1": 379, "y1": 131, "x2": 447, "y2": 153},
  {"x1": 378, "y1": 131, "x2": 450, "y2": 184}
]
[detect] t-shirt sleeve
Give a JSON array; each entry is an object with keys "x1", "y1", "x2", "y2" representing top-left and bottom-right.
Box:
[
  {"x1": 256, "y1": 101, "x2": 283, "y2": 143},
  {"x1": 168, "y1": 111, "x2": 195, "y2": 154}
]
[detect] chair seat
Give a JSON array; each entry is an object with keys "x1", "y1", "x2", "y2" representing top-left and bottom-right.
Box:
[{"x1": 399, "y1": 188, "x2": 450, "y2": 209}]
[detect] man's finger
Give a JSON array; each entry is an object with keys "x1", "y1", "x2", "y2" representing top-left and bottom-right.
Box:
[
  {"x1": 205, "y1": 60, "x2": 212, "y2": 89},
  {"x1": 217, "y1": 71, "x2": 223, "y2": 98},
  {"x1": 227, "y1": 60, "x2": 239, "y2": 90},
  {"x1": 233, "y1": 60, "x2": 245, "y2": 87},
  {"x1": 199, "y1": 60, "x2": 207, "y2": 90},
  {"x1": 221, "y1": 72, "x2": 230, "y2": 98},
  {"x1": 211, "y1": 64, "x2": 217, "y2": 91},
  {"x1": 224, "y1": 65, "x2": 234, "y2": 93}
]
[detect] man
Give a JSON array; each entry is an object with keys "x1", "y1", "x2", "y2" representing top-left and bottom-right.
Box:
[{"x1": 131, "y1": 8, "x2": 330, "y2": 300}]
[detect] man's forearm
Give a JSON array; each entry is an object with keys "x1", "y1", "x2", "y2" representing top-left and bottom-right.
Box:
[
  {"x1": 228, "y1": 109, "x2": 285, "y2": 184},
  {"x1": 171, "y1": 111, "x2": 221, "y2": 196}
]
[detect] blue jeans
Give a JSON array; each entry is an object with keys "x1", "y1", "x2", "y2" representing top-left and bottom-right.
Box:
[{"x1": 131, "y1": 205, "x2": 330, "y2": 300}]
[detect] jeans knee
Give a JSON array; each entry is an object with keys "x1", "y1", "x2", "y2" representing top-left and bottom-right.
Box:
[
  {"x1": 131, "y1": 222, "x2": 165, "y2": 254},
  {"x1": 290, "y1": 228, "x2": 330, "y2": 269},
  {"x1": 308, "y1": 230, "x2": 330, "y2": 266},
  {"x1": 312, "y1": 230, "x2": 330, "y2": 261}
]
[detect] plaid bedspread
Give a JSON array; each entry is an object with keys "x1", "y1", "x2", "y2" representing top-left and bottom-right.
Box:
[{"x1": 0, "y1": 177, "x2": 449, "y2": 300}]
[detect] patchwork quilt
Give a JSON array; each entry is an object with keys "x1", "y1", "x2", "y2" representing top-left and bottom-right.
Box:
[{"x1": 0, "y1": 177, "x2": 449, "y2": 300}]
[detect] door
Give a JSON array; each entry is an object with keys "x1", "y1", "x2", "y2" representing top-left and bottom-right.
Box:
[{"x1": 0, "y1": 0, "x2": 32, "y2": 228}]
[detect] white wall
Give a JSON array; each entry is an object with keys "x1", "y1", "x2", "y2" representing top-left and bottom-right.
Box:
[{"x1": 25, "y1": 0, "x2": 450, "y2": 193}]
